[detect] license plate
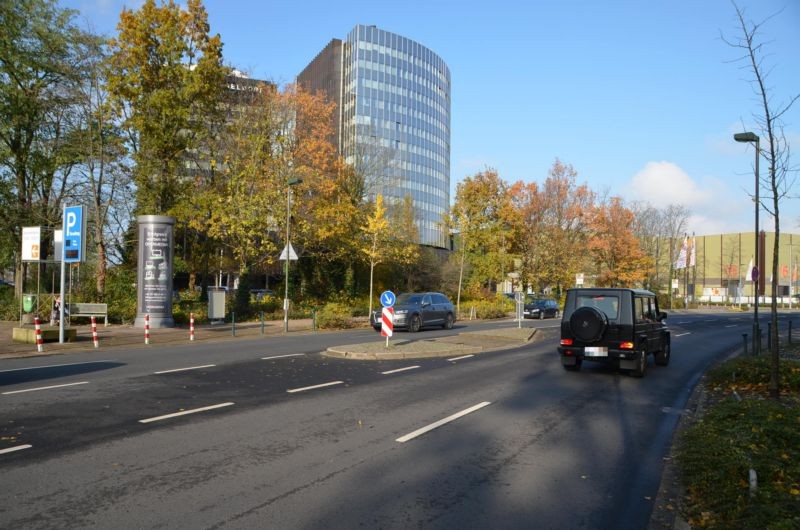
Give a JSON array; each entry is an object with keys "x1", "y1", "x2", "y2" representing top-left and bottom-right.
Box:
[{"x1": 584, "y1": 347, "x2": 608, "y2": 357}]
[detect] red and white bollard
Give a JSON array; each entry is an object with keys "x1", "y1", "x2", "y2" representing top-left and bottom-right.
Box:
[
  {"x1": 91, "y1": 316, "x2": 99, "y2": 348},
  {"x1": 34, "y1": 317, "x2": 44, "y2": 353},
  {"x1": 145, "y1": 314, "x2": 150, "y2": 345},
  {"x1": 190, "y1": 313, "x2": 195, "y2": 341}
]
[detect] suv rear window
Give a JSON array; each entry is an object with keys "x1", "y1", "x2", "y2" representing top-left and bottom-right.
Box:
[{"x1": 576, "y1": 294, "x2": 619, "y2": 320}]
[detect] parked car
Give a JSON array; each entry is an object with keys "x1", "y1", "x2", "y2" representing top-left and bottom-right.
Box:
[
  {"x1": 371, "y1": 292, "x2": 455, "y2": 332},
  {"x1": 523, "y1": 298, "x2": 560, "y2": 319},
  {"x1": 557, "y1": 288, "x2": 670, "y2": 377},
  {"x1": 250, "y1": 288, "x2": 274, "y2": 300}
]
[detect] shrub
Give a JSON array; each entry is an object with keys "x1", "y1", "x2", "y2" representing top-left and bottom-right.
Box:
[
  {"x1": 316, "y1": 302, "x2": 356, "y2": 329},
  {"x1": 0, "y1": 285, "x2": 17, "y2": 320},
  {"x1": 460, "y1": 299, "x2": 508, "y2": 320},
  {"x1": 105, "y1": 267, "x2": 137, "y2": 324}
]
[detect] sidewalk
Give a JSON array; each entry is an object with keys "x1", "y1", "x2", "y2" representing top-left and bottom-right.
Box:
[{"x1": 0, "y1": 319, "x2": 316, "y2": 359}]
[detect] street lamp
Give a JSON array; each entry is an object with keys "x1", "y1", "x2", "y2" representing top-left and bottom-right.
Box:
[
  {"x1": 284, "y1": 177, "x2": 303, "y2": 332},
  {"x1": 734, "y1": 131, "x2": 760, "y2": 354}
]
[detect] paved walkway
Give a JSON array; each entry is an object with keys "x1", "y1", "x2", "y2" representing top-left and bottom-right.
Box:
[{"x1": 0, "y1": 319, "x2": 316, "y2": 359}]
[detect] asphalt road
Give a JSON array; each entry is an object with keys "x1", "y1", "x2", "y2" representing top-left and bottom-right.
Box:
[{"x1": 0, "y1": 311, "x2": 794, "y2": 528}]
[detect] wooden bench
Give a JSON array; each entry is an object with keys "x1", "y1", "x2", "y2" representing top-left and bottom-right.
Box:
[{"x1": 68, "y1": 303, "x2": 108, "y2": 326}]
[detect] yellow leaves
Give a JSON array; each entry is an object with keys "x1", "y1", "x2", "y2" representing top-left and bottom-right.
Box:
[{"x1": 790, "y1": 488, "x2": 800, "y2": 495}]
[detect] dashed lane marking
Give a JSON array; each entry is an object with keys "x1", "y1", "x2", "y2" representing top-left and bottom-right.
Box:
[
  {"x1": 674, "y1": 332, "x2": 691, "y2": 337},
  {"x1": 262, "y1": 354, "x2": 305, "y2": 360},
  {"x1": 139, "y1": 402, "x2": 234, "y2": 424},
  {"x1": 0, "y1": 444, "x2": 32, "y2": 455},
  {"x1": 447, "y1": 354, "x2": 475, "y2": 362},
  {"x1": 154, "y1": 364, "x2": 216, "y2": 375},
  {"x1": 2, "y1": 381, "x2": 89, "y2": 395},
  {"x1": 287, "y1": 381, "x2": 344, "y2": 393},
  {"x1": 382, "y1": 366, "x2": 420, "y2": 375},
  {"x1": 396, "y1": 402, "x2": 492, "y2": 443}
]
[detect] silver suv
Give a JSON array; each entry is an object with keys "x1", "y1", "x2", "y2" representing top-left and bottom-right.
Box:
[{"x1": 371, "y1": 292, "x2": 456, "y2": 332}]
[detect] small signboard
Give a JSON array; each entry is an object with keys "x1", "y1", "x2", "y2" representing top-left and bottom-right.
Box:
[
  {"x1": 576, "y1": 273, "x2": 584, "y2": 286},
  {"x1": 279, "y1": 243, "x2": 298, "y2": 261},
  {"x1": 21, "y1": 227, "x2": 41, "y2": 262}
]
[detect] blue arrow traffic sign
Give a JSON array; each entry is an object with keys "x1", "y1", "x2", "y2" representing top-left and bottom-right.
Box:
[{"x1": 380, "y1": 290, "x2": 396, "y2": 308}]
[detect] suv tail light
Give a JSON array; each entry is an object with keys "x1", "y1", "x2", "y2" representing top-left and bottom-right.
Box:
[
  {"x1": 560, "y1": 338, "x2": 573, "y2": 346},
  {"x1": 619, "y1": 341, "x2": 634, "y2": 350}
]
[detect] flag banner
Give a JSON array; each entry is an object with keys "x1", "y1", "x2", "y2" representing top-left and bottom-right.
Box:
[
  {"x1": 746, "y1": 258, "x2": 754, "y2": 282},
  {"x1": 689, "y1": 235, "x2": 696, "y2": 267},
  {"x1": 675, "y1": 236, "x2": 688, "y2": 269}
]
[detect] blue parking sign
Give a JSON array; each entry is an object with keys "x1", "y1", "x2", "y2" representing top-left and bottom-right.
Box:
[{"x1": 63, "y1": 205, "x2": 85, "y2": 263}]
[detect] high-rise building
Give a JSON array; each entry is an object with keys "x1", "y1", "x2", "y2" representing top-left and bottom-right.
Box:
[{"x1": 299, "y1": 25, "x2": 451, "y2": 248}]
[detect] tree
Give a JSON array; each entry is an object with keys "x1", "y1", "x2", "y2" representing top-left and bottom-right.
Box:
[
  {"x1": 0, "y1": 0, "x2": 96, "y2": 295},
  {"x1": 725, "y1": 3, "x2": 799, "y2": 400},
  {"x1": 587, "y1": 197, "x2": 652, "y2": 287},
  {"x1": 106, "y1": 0, "x2": 226, "y2": 215},
  {"x1": 512, "y1": 160, "x2": 594, "y2": 296},
  {"x1": 362, "y1": 194, "x2": 389, "y2": 316}
]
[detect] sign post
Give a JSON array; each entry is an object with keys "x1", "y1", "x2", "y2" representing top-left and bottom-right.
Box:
[
  {"x1": 380, "y1": 290, "x2": 396, "y2": 348},
  {"x1": 60, "y1": 206, "x2": 86, "y2": 343}
]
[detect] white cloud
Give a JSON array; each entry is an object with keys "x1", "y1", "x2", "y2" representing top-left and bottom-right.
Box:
[
  {"x1": 629, "y1": 161, "x2": 711, "y2": 207},
  {"x1": 625, "y1": 161, "x2": 758, "y2": 236}
]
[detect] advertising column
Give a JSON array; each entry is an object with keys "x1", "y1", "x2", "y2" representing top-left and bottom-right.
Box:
[{"x1": 135, "y1": 215, "x2": 175, "y2": 328}]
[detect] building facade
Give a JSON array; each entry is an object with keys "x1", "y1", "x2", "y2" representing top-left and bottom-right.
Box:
[
  {"x1": 299, "y1": 25, "x2": 451, "y2": 248},
  {"x1": 665, "y1": 231, "x2": 800, "y2": 303}
]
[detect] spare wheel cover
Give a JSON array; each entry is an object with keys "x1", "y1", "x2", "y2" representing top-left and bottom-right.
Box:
[{"x1": 569, "y1": 306, "x2": 607, "y2": 343}]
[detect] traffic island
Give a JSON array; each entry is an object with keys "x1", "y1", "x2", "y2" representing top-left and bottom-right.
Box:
[{"x1": 325, "y1": 327, "x2": 537, "y2": 360}]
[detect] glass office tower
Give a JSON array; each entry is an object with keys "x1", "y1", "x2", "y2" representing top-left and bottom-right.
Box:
[{"x1": 300, "y1": 25, "x2": 451, "y2": 248}]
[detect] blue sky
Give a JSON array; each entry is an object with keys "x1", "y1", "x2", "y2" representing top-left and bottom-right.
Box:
[{"x1": 63, "y1": 0, "x2": 800, "y2": 235}]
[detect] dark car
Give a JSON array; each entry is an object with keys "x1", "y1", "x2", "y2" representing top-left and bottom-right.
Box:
[
  {"x1": 371, "y1": 292, "x2": 455, "y2": 332},
  {"x1": 556, "y1": 288, "x2": 670, "y2": 377},
  {"x1": 523, "y1": 298, "x2": 560, "y2": 319}
]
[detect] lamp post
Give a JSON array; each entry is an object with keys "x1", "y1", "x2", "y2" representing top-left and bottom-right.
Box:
[
  {"x1": 283, "y1": 177, "x2": 303, "y2": 332},
  {"x1": 734, "y1": 131, "x2": 760, "y2": 354}
]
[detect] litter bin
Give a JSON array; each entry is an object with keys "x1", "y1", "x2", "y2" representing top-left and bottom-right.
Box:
[{"x1": 23, "y1": 294, "x2": 36, "y2": 313}]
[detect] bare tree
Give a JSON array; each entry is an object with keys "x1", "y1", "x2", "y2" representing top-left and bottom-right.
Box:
[{"x1": 724, "y1": 2, "x2": 799, "y2": 399}]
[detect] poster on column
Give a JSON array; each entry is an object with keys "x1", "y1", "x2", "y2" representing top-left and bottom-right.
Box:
[{"x1": 135, "y1": 215, "x2": 175, "y2": 328}]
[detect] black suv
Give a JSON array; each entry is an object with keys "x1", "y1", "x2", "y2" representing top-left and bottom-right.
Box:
[
  {"x1": 523, "y1": 298, "x2": 560, "y2": 319},
  {"x1": 557, "y1": 288, "x2": 670, "y2": 377},
  {"x1": 371, "y1": 292, "x2": 456, "y2": 332}
]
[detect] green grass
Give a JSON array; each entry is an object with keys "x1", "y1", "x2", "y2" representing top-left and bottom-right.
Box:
[{"x1": 676, "y1": 350, "x2": 800, "y2": 529}]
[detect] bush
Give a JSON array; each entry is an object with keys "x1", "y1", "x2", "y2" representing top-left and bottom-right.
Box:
[
  {"x1": 0, "y1": 284, "x2": 17, "y2": 320},
  {"x1": 316, "y1": 302, "x2": 357, "y2": 329},
  {"x1": 460, "y1": 299, "x2": 509, "y2": 320},
  {"x1": 105, "y1": 267, "x2": 137, "y2": 324}
]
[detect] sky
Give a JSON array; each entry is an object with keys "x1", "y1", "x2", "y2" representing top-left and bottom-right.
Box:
[{"x1": 61, "y1": 0, "x2": 800, "y2": 236}]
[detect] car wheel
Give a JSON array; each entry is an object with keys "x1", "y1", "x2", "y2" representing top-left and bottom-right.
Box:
[
  {"x1": 554, "y1": 310, "x2": 560, "y2": 319},
  {"x1": 372, "y1": 325, "x2": 381, "y2": 333},
  {"x1": 630, "y1": 350, "x2": 647, "y2": 378},
  {"x1": 569, "y1": 307, "x2": 607, "y2": 343},
  {"x1": 655, "y1": 342, "x2": 671, "y2": 366},
  {"x1": 442, "y1": 313, "x2": 454, "y2": 330},
  {"x1": 409, "y1": 314, "x2": 421, "y2": 332}
]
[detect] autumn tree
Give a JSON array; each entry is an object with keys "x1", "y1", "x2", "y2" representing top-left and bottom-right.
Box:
[
  {"x1": 725, "y1": 2, "x2": 798, "y2": 400},
  {"x1": 106, "y1": 0, "x2": 226, "y2": 215},
  {"x1": 449, "y1": 168, "x2": 514, "y2": 300},
  {"x1": 0, "y1": 0, "x2": 97, "y2": 295},
  {"x1": 587, "y1": 197, "x2": 651, "y2": 287},
  {"x1": 362, "y1": 194, "x2": 390, "y2": 316}
]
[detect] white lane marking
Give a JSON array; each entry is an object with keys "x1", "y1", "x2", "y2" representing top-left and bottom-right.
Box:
[
  {"x1": 139, "y1": 402, "x2": 234, "y2": 424},
  {"x1": 2, "y1": 381, "x2": 89, "y2": 395},
  {"x1": 447, "y1": 354, "x2": 475, "y2": 362},
  {"x1": 262, "y1": 354, "x2": 305, "y2": 360},
  {"x1": 725, "y1": 324, "x2": 738, "y2": 328},
  {"x1": 154, "y1": 364, "x2": 216, "y2": 375},
  {"x1": 674, "y1": 332, "x2": 691, "y2": 337},
  {"x1": 287, "y1": 381, "x2": 344, "y2": 393},
  {"x1": 0, "y1": 361, "x2": 115, "y2": 373},
  {"x1": 0, "y1": 444, "x2": 32, "y2": 455},
  {"x1": 677, "y1": 321, "x2": 690, "y2": 325},
  {"x1": 382, "y1": 365, "x2": 420, "y2": 375},
  {"x1": 396, "y1": 402, "x2": 492, "y2": 443}
]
